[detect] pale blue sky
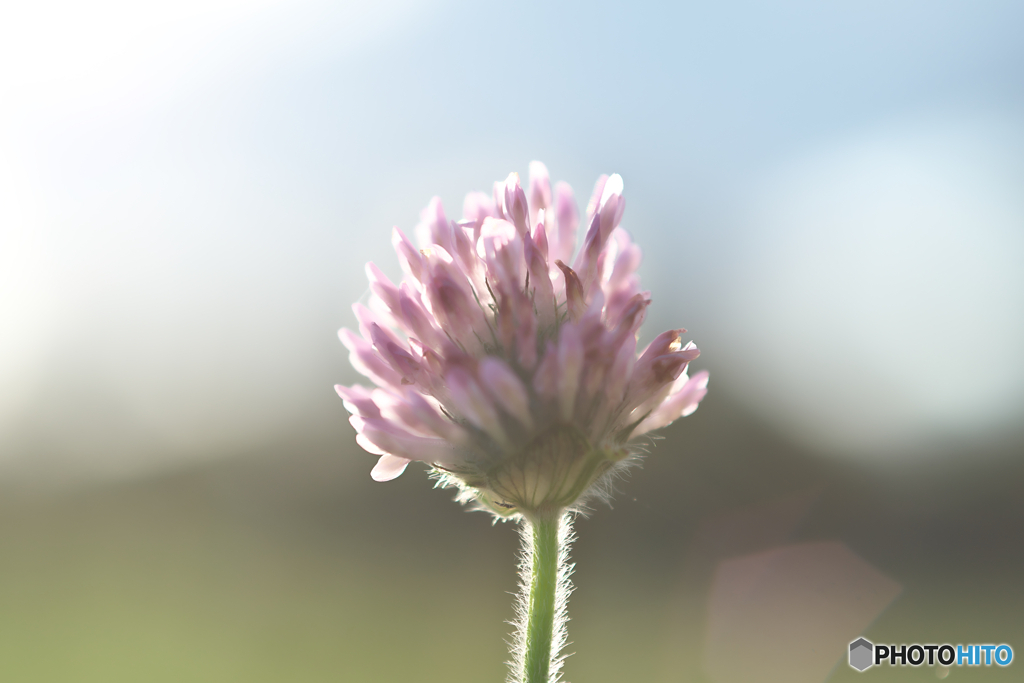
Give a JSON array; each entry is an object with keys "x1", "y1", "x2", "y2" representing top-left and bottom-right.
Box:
[{"x1": 2, "y1": 0, "x2": 1022, "y2": 481}]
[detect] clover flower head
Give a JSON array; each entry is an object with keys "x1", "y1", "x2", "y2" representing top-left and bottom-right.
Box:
[{"x1": 336, "y1": 163, "x2": 708, "y2": 519}]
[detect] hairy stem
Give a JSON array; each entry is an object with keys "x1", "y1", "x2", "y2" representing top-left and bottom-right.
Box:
[{"x1": 513, "y1": 512, "x2": 573, "y2": 683}]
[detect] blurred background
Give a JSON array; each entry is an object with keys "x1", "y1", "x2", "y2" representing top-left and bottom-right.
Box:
[{"x1": 1, "y1": 0, "x2": 1022, "y2": 681}]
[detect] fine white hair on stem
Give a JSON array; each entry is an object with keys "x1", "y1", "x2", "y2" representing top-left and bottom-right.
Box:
[
  {"x1": 567, "y1": 450, "x2": 645, "y2": 519},
  {"x1": 508, "y1": 514, "x2": 575, "y2": 683}
]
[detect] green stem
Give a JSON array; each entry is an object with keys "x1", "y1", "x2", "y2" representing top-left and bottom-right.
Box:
[{"x1": 519, "y1": 513, "x2": 567, "y2": 683}]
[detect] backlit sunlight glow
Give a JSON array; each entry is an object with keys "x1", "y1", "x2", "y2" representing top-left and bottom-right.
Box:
[
  {"x1": 0, "y1": 0, "x2": 434, "y2": 479},
  {"x1": 724, "y1": 115, "x2": 1024, "y2": 457},
  {"x1": 0, "y1": 0, "x2": 281, "y2": 97}
]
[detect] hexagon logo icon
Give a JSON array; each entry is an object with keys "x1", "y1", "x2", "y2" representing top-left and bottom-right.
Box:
[{"x1": 849, "y1": 637, "x2": 874, "y2": 671}]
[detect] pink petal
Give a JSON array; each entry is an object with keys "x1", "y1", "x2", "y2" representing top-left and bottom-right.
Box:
[
  {"x1": 585, "y1": 174, "x2": 608, "y2": 226},
  {"x1": 572, "y1": 213, "x2": 607, "y2": 296},
  {"x1": 392, "y1": 227, "x2": 425, "y2": 286},
  {"x1": 421, "y1": 247, "x2": 488, "y2": 351},
  {"x1": 479, "y1": 218, "x2": 525, "y2": 290},
  {"x1": 335, "y1": 384, "x2": 381, "y2": 419},
  {"x1": 356, "y1": 433, "x2": 386, "y2": 455},
  {"x1": 532, "y1": 341, "x2": 559, "y2": 400},
  {"x1": 352, "y1": 303, "x2": 400, "y2": 347},
  {"x1": 446, "y1": 367, "x2": 508, "y2": 444},
  {"x1": 607, "y1": 292, "x2": 650, "y2": 342},
  {"x1": 603, "y1": 334, "x2": 637, "y2": 410},
  {"x1": 623, "y1": 332, "x2": 699, "y2": 413},
  {"x1": 370, "y1": 454, "x2": 410, "y2": 482},
  {"x1": 597, "y1": 173, "x2": 625, "y2": 240},
  {"x1": 366, "y1": 262, "x2": 401, "y2": 313},
  {"x1": 550, "y1": 181, "x2": 578, "y2": 266},
  {"x1": 397, "y1": 283, "x2": 446, "y2": 350},
  {"x1": 376, "y1": 387, "x2": 466, "y2": 443},
  {"x1": 633, "y1": 370, "x2": 710, "y2": 435},
  {"x1": 525, "y1": 229, "x2": 556, "y2": 327},
  {"x1": 530, "y1": 218, "x2": 550, "y2": 261},
  {"x1": 414, "y1": 196, "x2": 451, "y2": 252},
  {"x1": 555, "y1": 260, "x2": 586, "y2": 323},
  {"x1": 369, "y1": 323, "x2": 421, "y2": 382},
  {"x1": 502, "y1": 172, "x2": 530, "y2": 237},
  {"x1": 602, "y1": 228, "x2": 642, "y2": 292},
  {"x1": 462, "y1": 191, "x2": 497, "y2": 223},
  {"x1": 353, "y1": 416, "x2": 460, "y2": 464},
  {"x1": 528, "y1": 160, "x2": 552, "y2": 228},
  {"x1": 513, "y1": 292, "x2": 538, "y2": 369},
  {"x1": 555, "y1": 323, "x2": 584, "y2": 421},
  {"x1": 338, "y1": 328, "x2": 403, "y2": 389},
  {"x1": 449, "y1": 220, "x2": 480, "y2": 281},
  {"x1": 479, "y1": 357, "x2": 533, "y2": 430}
]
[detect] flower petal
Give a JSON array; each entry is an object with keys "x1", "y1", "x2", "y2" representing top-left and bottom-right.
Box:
[
  {"x1": 463, "y1": 191, "x2": 498, "y2": 223},
  {"x1": 335, "y1": 384, "x2": 381, "y2": 418},
  {"x1": 446, "y1": 366, "x2": 508, "y2": 444},
  {"x1": 415, "y1": 196, "x2": 450, "y2": 252},
  {"x1": 392, "y1": 227, "x2": 426, "y2": 286},
  {"x1": 525, "y1": 228, "x2": 556, "y2": 327},
  {"x1": 338, "y1": 328, "x2": 403, "y2": 390},
  {"x1": 352, "y1": 416, "x2": 461, "y2": 465},
  {"x1": 370, "y1": 454, "x2": 410, "y2": 482},
  {"x1": 555, "y1": 323, "x2": 584, "y2": 421},
  {"x1": 502, "y1": 172, "x2": 530, "y2": 237},
  {"x1": 528, "y1": 160, "x2": 552, "y2": 228},
  {"x1": 555, "y1": 260, "x2": 586, "y2": 323},
  {"x1": 550, "y1": 181, "x2": 578, "y2": 266},
  {"x1": 633, "y1": 370, "x2": 710, "y2": 435},
  {"x1": 479, "y1": 357, "x2": 533, "y2": 430}
]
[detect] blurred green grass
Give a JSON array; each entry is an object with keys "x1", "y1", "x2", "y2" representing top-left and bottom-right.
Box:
[
  {"x1": 0, "y1": 464, "x2": 512, "y2": 682},
  {"x1": 1, "y1": 395, "x2": 1021, "y2": 682}
]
